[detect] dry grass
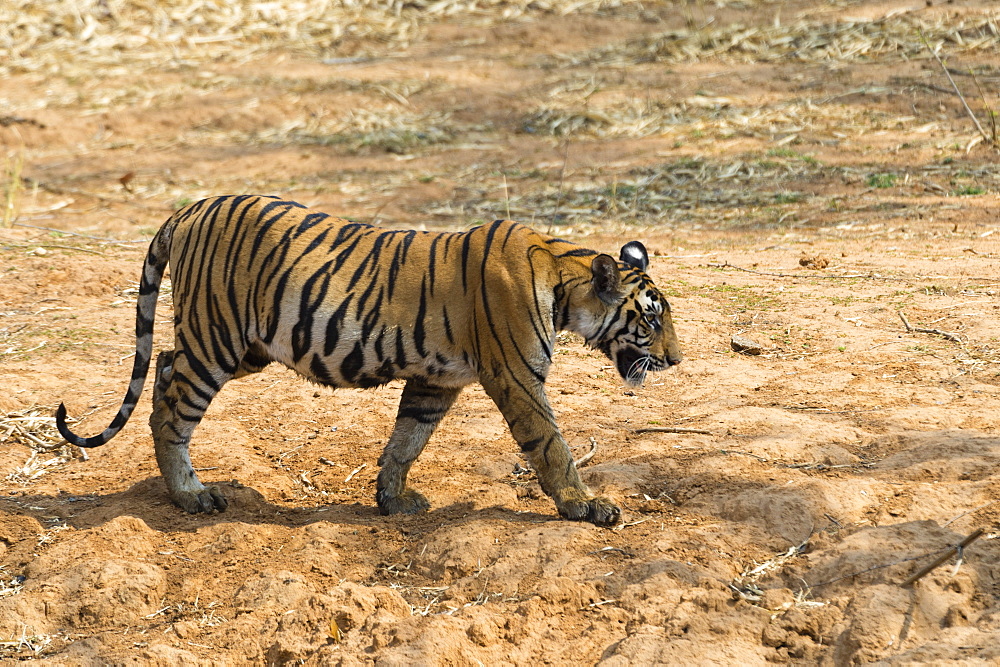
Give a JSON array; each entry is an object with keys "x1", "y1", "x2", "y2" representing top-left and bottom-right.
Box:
[
  {"x1": 430, "y1": 153, "x2": 1000, "y2": 231},
  {"x1": 1, "y1": 151, "x2": 23, "y2": 229},
  {"x1": 190, "y1": 108, "x2": 456, "y2": 154},
  {"x1": 0, "y1": 631, "x2": 57, "y2": 661},
  {"x1": 524, "y1": 94, "x2": 921, "y2": 140},
  {"x1": 429, "y1": 155, "x2": 823, "y2": 227},
  {"x1": 0, "y1": 567, "x2": 24, "y2": 600},
  {"x1": 2, "y1": 2, "x2": 997, "y2": 233},
  {"x1": 574, "y1": 9, "x2": 1000, "y2": 66},
  {"x1": 0, "y1": 0, "x2": 646, "y2": 75},
  {"x1": 2, "y1": 1, "x2": 418, "y2": 73},
  {"x1": 1, "y1": 405, "x2": 81, "y2": 485}
]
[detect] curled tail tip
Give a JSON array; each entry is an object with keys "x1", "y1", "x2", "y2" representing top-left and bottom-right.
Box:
[
  {"x1": 55, "y1": 402, "x2": 69, "y2": 432},
  {"x1": 55, "y1": 402, "x2": 77, "y2": 444},
  {"x1": 56, "y1": 402, "x2": 98, "y2": 447}
]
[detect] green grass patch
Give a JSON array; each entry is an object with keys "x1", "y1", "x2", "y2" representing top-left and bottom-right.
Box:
[{"x1": 866, "y1": 172, "x2": 897, "y2": 188}]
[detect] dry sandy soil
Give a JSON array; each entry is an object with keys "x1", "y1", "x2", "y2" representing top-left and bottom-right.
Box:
[{"x1": 3, "y1": 0, "x2": 1000, "y2": 663}]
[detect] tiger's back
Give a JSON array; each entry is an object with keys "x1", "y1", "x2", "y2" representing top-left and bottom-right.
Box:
[
  {"x1": 170, "y1": 195, "x2": 480, "y2": 390},
  {"x1": 58, "y1": 194, "x2": 682, "y2": 525}
]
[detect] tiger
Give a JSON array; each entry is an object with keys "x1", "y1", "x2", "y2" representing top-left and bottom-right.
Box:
[{"x1": 56, "y1": 195, "x2": 682, "y2": 526}]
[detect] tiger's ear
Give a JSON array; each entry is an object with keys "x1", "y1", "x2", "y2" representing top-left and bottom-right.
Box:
[
  {"x1": 620, "y1": 241, "x2": 649, "y2": 272},
  {"x1": 591, "y1": 254, "x2": 623, "y2": 305}
]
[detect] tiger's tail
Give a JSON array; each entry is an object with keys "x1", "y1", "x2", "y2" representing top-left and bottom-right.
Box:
[{"x1": 55, "y1": 219, "x2": 174, "y2": 447}]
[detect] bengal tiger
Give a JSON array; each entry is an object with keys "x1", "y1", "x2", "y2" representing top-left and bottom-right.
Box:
[{"x1": 56, "y1": 195, "x2": 682, "y2": 526}]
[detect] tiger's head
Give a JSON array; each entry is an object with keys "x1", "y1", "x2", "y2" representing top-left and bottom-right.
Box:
[{"x1": 584, "y1": 241, "x2": 682, "y2": 387}]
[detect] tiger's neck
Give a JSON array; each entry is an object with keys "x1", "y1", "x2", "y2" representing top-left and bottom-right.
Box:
[{"x1": 553, "y1": 257, "x2": 609, "y2": 343}]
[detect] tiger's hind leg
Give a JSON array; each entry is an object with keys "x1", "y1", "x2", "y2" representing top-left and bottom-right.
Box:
[
  {"x1": 150, "y1": 349, "x2": 231, "y2": 513},
  {"x1": 376, "y1": 380, "x2": 462, "y2": 515}
]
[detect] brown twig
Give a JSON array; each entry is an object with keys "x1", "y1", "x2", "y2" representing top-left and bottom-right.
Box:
[
  {"x1": 344, "y1": 463, "x2": 367, "y2": 483},
  {"x1": 919, "y1": 30, "x2": 993, "y2": 149},
  {"x1": 902, "y1": 528, "x2": 985, "y2": 587},
  {"x1": 13, "y1": 222, "x2": 147, "y2": 244},
  {"x1": 969, "y1": 68, "x2": 999, "y2": 147},
  {"x1": 898, "y1": 311, "x2": 963, "y2": 343},
  {"x1": 943, "y1": 500, "x2": 998, "y2": 527},
  {"x1": 708, "y1": 261, "x2": 873, "y2": 280},
  {"x1": 573, "y1": 437, "x2": 598, "y2": 468},
  {"x1": 633, "y1": 426, "x2": 713, "y2": 435},
  {"x1": 1, "y1": 243, "x2": 105, "y2": 256},
  {"x1": 805, "y1": 550, "x2": 944, "y2": 590},
  {"x1": 719, "y1": 449, "x2": 769, "y2": 463},
  {"x1": 548, "y1": 139, "x2": 570, "y2": 227}
]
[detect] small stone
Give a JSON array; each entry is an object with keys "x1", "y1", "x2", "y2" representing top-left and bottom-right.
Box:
[
  {"x1": 731, "y1": 334, "x2": 764, "y2": 355},
  {"x1": 759, "y1": 588, "x2": 795, "y2": 611},
  {"x1": 172, "y1": 620, "x2": 197, "y2": 639},
  {"x1": 799, "y1": 255, "x2": 829, "y2": 269}
]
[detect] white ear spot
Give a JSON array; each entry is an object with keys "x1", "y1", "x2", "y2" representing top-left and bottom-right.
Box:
[{"x1": 619, "y1": 241, "x2": 648, "y2": 271}]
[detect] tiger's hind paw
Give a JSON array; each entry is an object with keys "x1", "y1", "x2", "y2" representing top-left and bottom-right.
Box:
[
  {"x1": 173, "y1": 485, "x2": 228, "y2": 514},
  {"x1": 558, "y1": 495, "x2": 621, "y2": 527},
  {"x1": 377, "y1": 488, "x2": 430, "y2": 515}
]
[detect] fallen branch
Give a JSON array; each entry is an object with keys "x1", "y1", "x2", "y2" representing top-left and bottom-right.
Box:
[
  {"x1": 13, "y1": 221, "x2": 148, "y2": 244},
  {"x1": 580, "y1": 599, "x2": 618, "y2": 610},
  {"x1": 902, "y1": 528, "x2": 985, "y2": 587},
  {"x1": 29, "y1": 179, "x2": 157, "y2": 210},
  {"x1": 708, "y1": 261, "x2": 874, "y2": 280},
  {"x1": 613, "y1": 516, "x2": 650, "y2": 531},
  {"x1": 898, "y1": 311, "x2": 963, "y2": 343},
  {"x1": 633, "y1": 426, "x2": 713, "y2": 435},
  {"x1": 587, "y1": 546, "x2": 635, "y2": 559},
  {"x1": 782, "y1": 462, "x2": 856, "y2": 471},
  {"x1": 344, "y1": 463, "x2": 367, "y2": 483},
  {"x1": 1, "y1": 242, "x2": 105, "y2": 256},
  {"x1": 719, "y1": 449, "x2": 769, "y2": 463},
  {"x1": 806, "y1": 549, "x2": 945, "y2": 590},
  {"x1": 943, "y1": 500, "x2": 998, "y2": 528},
  {"x1": 573, "y1": 437, "x2": 598, "y2": 468},
  {"x1": 919, "y1": 30, "x2": 995, "y2": 150},
  {"x1": 969, "y1": 68, "x2": 999, "y2": 147}
]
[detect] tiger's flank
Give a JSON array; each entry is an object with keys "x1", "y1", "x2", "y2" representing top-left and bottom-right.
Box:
[{"x1": 56, "y1": 195, "x2": 682, "y2": 526}]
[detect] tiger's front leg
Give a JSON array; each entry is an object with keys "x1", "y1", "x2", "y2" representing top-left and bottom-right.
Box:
[
  {"x1": 376, "y1": 380, "x2": 462, "y2": 515},
  {"x1": 482, "y1": 377, "x2": 621, "y2": 527},
  {"x1": 525, "y1": 434, "x2": 621, "y2": 527}
]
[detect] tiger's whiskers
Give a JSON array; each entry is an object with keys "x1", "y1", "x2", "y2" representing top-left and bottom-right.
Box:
[{"x1": 626, "y1": 356, "x2": 652, "y2": 386}]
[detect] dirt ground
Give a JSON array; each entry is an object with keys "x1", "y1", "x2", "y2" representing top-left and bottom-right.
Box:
[{"x1": 3, "y1": 0, "x2": 1000, "y2": 663}]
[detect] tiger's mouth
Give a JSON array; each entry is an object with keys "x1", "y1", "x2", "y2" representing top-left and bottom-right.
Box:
[{"x1": 614, "y1": 346, "x2": 667, "y2": 387}]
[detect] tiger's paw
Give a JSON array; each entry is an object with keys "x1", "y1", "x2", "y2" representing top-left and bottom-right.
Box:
[
  {"x1": 377, "y1": 488, "x2": 430, "y2": 515},
  {"x1": 557, "y1": 495, "x2": 621, "y2": 527},
  {"x1": 172, "y1": 485, "x2": 228, "y2": 514}
]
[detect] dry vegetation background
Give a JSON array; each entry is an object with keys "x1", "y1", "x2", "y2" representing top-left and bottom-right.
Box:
[{"x1": 3, "y1": 0, "x2": 1000, "y2": 663}]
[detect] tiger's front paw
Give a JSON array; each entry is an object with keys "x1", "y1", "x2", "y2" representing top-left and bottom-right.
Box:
[
  {"x1": 172, "y1": 485, "x2": 228, "y2": 514},
  {"x1": 377, "y1": 488, "x2": 430, "y2": 515},
  {"x1": 557, "y1": 494, "x2": 621, "y2": 527}
]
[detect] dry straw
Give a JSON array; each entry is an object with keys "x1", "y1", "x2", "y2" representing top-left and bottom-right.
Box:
[
  {"x1": 576, "y1": 10, "x2": 1000, "y2": 66},
  {"x1": 0, "y1": 0, "x2": 644, "y2": 75},
  {"x1": 191, "y1": 108, "x2": 454, "y2": 153},
  {"x1": 1, "y1": 405, "x2": 82, "y2": 485},
  {"x1": 523, "y1": 95, "x2": 913, "y2": 140},
  {"x1": 431, "y1": 155, "x2": 1000, "y2": 230},
  {"x1": 1, "y1": 150, "x2": 23, "y2": 229},
  {"x1": 427, "y1": 156, "x2": 824, "y2": 226}
]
